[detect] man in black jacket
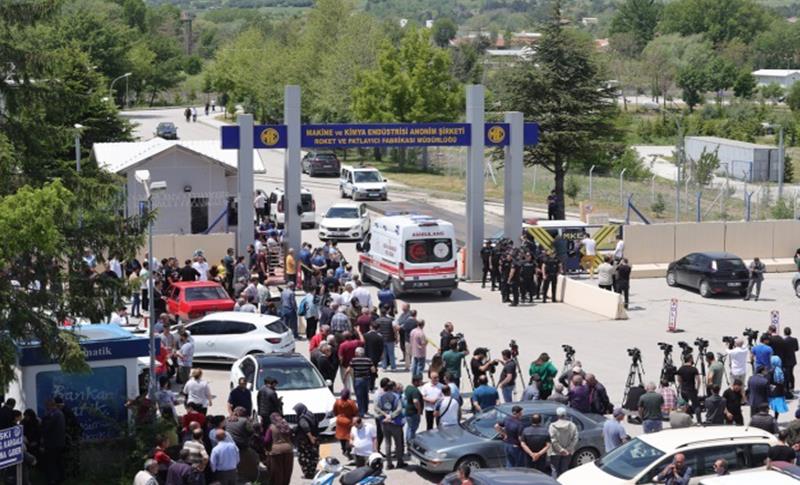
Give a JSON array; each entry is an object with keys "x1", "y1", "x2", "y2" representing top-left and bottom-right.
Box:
[
  {"x1": 256, "y1": 378, "x2": 282, "y2": 428},
  {"x1": 784, "y1": 327, "x2": 798, "y2": 398},
  {"x1": 704, "y1": 385, "x2": 726, "y2": 425},
  {"x1": 749, "y1": 402, "x2": 778, "y2": 434},
  {"x1": 363, "y1": 322, "x2": 384, "y2": 391}
]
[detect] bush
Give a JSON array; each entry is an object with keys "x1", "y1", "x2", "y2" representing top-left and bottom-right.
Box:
[
  {"x1": 565, "y1": 176, "x2": 581, "y2": 204},
  {"x1": 772, "y1": 197, "x2": 795, "y2": 219},
  {"x1": 651, "y1": 193, "x2": 667, "y2": 218},
  {"x1": 613, "y1": 147, "x2": 652, "y2": 181}
]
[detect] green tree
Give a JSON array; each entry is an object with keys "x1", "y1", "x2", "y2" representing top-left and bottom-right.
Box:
[
  {"x1": 496, "y1": 1, "x2": 618, "y2": 220},
  {"x1": 659, "y1": 0, "x2": 771, "y2": 45},
  {"x1": 733, "y1": 70, "x2": 756, "y2": 99},
  {"x1": 691, "y1": 147, "x2": 720, "y2": 189},
  {"x1": 706, "y1": 57, "x2": 737, "y2": 104},
  {"x1": 760, "y1": 83, "x2": 784, "y2": 105},
  {"x1": 771, "y1": 197, "x2": 794, "y2": 219},
  {"x1": 609, "y1": 0, "x2": 663, "y2": 55},
  {"x1": 787, "y1": 83, "x2": 800, "y2": 112},
  {"x1": 651, "y1": 192, "x2": 667, "y2": 217},
  {"x1": 431, "y1": 17, "x2": 458, "y2": 47},
  {"x1": 677, "y1": 64, "x2": 708, "y2": 111},
  {"x1": 564, "y1": 176, "x2": 581, "y2": 204}
]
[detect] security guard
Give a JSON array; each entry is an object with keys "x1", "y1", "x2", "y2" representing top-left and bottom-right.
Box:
[
  {"x1": 499, "y1": 252, "x2": 512, "y2": 303},
  {"x1": 490, "y1": 243, "x2": 502, "y2": 291},
  {"x1": 520, "y1": 252, "x2": 537, "y2": 304},
  {"x1": 480, "y1": 241, "x2": 493, "y2": 289},
  {"x1": 541, "y1": 250, "x2": 561, "y2": 303},
  {"x1": 508, "y1": 252, "x2": 522, "y2": 306}
]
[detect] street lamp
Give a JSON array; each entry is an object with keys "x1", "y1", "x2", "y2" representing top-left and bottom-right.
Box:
[
  {"x1": 135, "y1": 169, "x2": 167, "y2": 401},
  {"x1": 109, "y1": 72, "x2": 132, "y2": 106}
]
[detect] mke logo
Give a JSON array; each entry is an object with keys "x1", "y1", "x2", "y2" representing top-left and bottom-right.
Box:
[
  {"x1": 487, "y1": 125, "x2": 506, "y2": 144},
  {"x1": 260, "y1": 127, "x2": 280, "y2": 147}
]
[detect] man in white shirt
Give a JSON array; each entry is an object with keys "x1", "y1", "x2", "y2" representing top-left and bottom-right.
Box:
[
  {"x1": 176, "y1": 331, "x2": 195, "y2": 384},
  {"x1": 349, "y1": 416, "x2": 377, "y2": 467},
  {"x1": 613, "y1": 235, "x2": 625, "y2": 262},
  {"x1": 435, "y1": 385, "x2": 460, "y2": 427},
  {"x1": 192, "y1": 256, "x2": 209, "y2": 281},
  {"x1": 254, "y1": 191, "x2": 268, "y2": 222},
  {"x1": 109, "y1": 257, "x2": 123, "y2": 279},
  {"x1": 420, "y1": 372, "x2": 444, "y2": 431},
  {"x1": 341, "y1": 283, "x2": 354, "y2": 308},
  {"x1": 109, "y1": 305, "x2": 128, "y2": 326},
  {"x1": 351, "y1": 278, "x2": 372, "y2": 309},
  {"x1": 579, "y1": 233, "x2": 598, "y2": 279},
  {"x1": 133, "y1": 459, "x2": 159, "y2": 485},
  {"x1": 727, "y1": 338, "x2": 749, "y2": 383}
]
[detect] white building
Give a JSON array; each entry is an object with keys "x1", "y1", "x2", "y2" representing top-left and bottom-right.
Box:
[
  {"x1": 92, "y1": 138, "x2": 265, "y2": 235},
  {"x1": 752, "y1": 69, "x2": 800, "y2": 88},
  {"x1": 684, "y1": 136, "x2": 780, "y2": 182}
]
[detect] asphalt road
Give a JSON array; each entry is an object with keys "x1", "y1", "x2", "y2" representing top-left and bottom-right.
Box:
[{"x1": 122, "y1": 107, "x2": 800, "y2": 484}]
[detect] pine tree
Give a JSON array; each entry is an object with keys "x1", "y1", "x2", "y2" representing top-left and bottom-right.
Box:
[{"x1": 497, "y1": 1, "x2": 619, "y2": 219}]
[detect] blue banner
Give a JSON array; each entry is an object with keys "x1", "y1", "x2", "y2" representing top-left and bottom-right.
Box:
[
  {"x1": 36, "y1": 366, "x2": 129, "y2": 441},
  {"x1": 301, "y1": 123, "x2": 472, "y2": 148},
  {"x1": 221, "y1": 125, "x2": 288, "y2": 149},
  {"x1": 0, "y1": 426, "x2": 23, "y2": 470},
  {"x1": 524, "y1": 122, "x2": 540, "y2": 146},
  {"x1": 19, "y1": 334, "x2": 149, "y2": 367}
]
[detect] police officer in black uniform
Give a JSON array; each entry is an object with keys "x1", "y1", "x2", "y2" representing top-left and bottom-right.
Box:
[
  {"x1": 490, "y1": 243, "x2": 502, "y2": 291},
  {"x1": 520, "y1": 252, "x2": 537, "y2": 304},
  {"x1": 508, "y1": 252, "x2": 522, "y2": 306},
  {"x1": 480, "y1": 241, "x2": 493, "y2": 288},
  {"x1": 499, "y1": 252, "x2": 513, "y2": 303},
  {"x1": 541, "y1": 250, "x2": 561, "y2": 303}
]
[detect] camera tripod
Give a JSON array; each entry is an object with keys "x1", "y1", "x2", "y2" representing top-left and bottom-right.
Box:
[
  {"x1": 622, "y1": 354, "x2": 645, "y2": 410},
  {"x1": 695, "y1": 345, "x2": 709, "y2": 396},
  {"x1": 659, "y1": 346, "x2": 676, "y2": 387}
]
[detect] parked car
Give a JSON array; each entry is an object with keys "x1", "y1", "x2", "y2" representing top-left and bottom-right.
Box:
[
  {"x1": 301, "y1": 151, "x2": 340, "y2": 177},
  {"x1": 267, "y1": 186, "x2": 316, "y2": 229},
  {"x1": 559, "y1": 426, "x2": 778, "y2": 485},
  {"x1": 409, "y1": 401, "x2": 605, "y2": 474},
  {"x1": 165, "y1": 281, "x2": 234, "y2": 322},
  {"x1": 178, "y1": 312, "x2": 294, "y2": 363},
  {"x1": 155, "y1": 122, "x2": 178, "y2": 139},
  {"x1": 229, "y1": 352, "x2": 335, "y2": 432},
  {"x1": 666, "y1": 252, "x2": 750, "y2": 297},
  {"x1": 440, "y1": 467, "x2": 560, "y2": 485},
  {"x1": 700, "y1": 461, "x2": 800, "y2": 484},
  {"x1": 318, "y1": 202, "x2": 370, "y2": 241},
  {"x1": 793, "y1": 272, "x2": 800, "y2": 298},
  {"x1": 339, "y1": 165, "x2": 388, "y2": 201}
]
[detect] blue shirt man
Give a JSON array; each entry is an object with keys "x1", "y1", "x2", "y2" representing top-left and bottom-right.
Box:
[
  {"x1": 752, "y1": 339, "x2": 773, "y2": 371},
  {"x1": 298, "y1": 245, "x2": 312, "y2": 267},
  {"x1": 602, "y1": 408, "x2": 628, "y2": 452},
  {"x1": 210, "y1": 431, "x2": 240, "y2": 472},
  {"x1": 471, "y1": 379, "x2": 499, "y2": 411},
  {"x1": 377, "y1": 286, "x2": 396, "y2": 311}
]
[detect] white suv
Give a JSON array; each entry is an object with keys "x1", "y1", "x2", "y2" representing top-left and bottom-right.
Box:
[
  {"x1": 318, "y1": 202, "x2": 370, "y2": 241},
  {"x1": 339, "y1": 165, "x2": 388, "y2": 201},
  {"x1": 267, "y1": 187, "x2": 316, "y2": 228},
  {"x1": 559, "y1": 427, "x2": 777, "y2": 485},
  {"x1": 179, "y1": 312, "x2": 295, "y2": 362}
]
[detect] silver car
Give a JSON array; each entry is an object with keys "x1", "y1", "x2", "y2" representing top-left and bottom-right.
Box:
[{"x1": 409, "y1": 401, "x2": 606, "y2": 474}]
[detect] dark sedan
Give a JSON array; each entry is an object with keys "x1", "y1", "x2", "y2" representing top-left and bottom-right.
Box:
[
  {"x1": 409, "y1": 401, "x2": 606, "y2": 474},
  {"x1": 155, "y1": 122, "x2": 178, "y2": 139},
  {"x1": 301, "y1": 151, "x2": 340, "y2": 176},
  {"x1": 666, "y1": 252, "x2": 750, "y2": 297},
  {"x1": 440, "y1": 467, "x2": 559, "y2": 485}
]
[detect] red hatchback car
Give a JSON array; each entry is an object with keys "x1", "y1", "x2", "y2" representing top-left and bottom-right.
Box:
[{"x1": 166, "y1": 281, "x2": 234, "y2": 322}]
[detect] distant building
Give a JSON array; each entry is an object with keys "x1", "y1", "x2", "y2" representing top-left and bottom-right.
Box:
[
  {"x1": 594, "y1": 38, "x2": 610, "y2": 51},
  {"x1": 752, "y1": 69, "x2": 800, "y2": 88},
  {"x1": 684, "y1": 136, "x2": 781, "y2": 182},
  {"x1": 92, "y1": 138, "x2": 266, "y2": 235},
  {"x1": 581, "y1": 17, "x2": 599, "y2": 26},
  {"x1": 425, "y1": 19, "x2": 434, "y2": 28},
  {"x1": 399, "y1": 18, "x2": 408, "y2": 28},
  {"x1": 508, "y1": 32, "x2": 542, "y2": 47}
]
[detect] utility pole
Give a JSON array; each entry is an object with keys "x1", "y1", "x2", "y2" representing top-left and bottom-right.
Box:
[{"x1": 778, "y1": 126, "x2": 785, "y2": 199}]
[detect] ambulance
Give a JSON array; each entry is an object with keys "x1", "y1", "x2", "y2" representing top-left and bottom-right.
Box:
[{"x1": 357, "y1": 214, "x2": 458, "y2": 297}]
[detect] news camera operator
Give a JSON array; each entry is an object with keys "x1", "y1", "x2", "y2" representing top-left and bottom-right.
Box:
[
  {"x1": 439, "y1": 322, "x2": 455, "y2": 354},
  {"x1": 471, "y1": 348, "x2": 499, "y2": 388}
]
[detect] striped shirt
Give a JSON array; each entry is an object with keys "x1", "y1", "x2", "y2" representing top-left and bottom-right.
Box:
[{"x1": 350, "y1": 356, "x2": 373, "y2": 379}]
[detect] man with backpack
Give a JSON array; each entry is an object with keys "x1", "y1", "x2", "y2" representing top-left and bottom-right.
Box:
[{"x1": 374, "y1": 380, "x2": 406, "y2": 469}]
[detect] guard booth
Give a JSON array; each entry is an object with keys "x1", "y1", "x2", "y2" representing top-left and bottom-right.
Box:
[{"x1": 7, "y1": 324, "x2": 148, "y2": 440}]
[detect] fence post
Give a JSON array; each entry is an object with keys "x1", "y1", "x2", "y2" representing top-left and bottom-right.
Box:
[
  {"x1": 619, "y1": 168, "x2": 627, "y2": 206},
  {"x1": 695, "y1": 191, "x2": 701, "y2": 222},
  {"x1": 589, "y1": 165, "x2": 596, "y2": 200}
]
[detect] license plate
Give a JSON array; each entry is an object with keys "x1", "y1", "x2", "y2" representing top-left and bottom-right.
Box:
[
  {"x1": 368, "y1": 193, "x2": 380, "y2": 197},
  {"x1": 727, "y1": 282, "x2": 740, "y2": 287}
]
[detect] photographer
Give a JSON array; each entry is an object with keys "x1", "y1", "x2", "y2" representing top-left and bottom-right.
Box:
[
  {"x1": 726, "y1": 338, "x2": 749, "y2": 384},
  {"x1": 439, "y1": 322, "x2": 455, "y2": 354},
  {"x1": 470, "y1": 348, "x2": 498, "y2": 389}
]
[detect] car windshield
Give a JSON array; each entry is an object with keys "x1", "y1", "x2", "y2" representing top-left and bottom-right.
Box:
[
  {"x1": 185, "y1": 286, "x2": 229, "y2": 301},
  {"x1": 596, "y1": 438, "x2": 665, "y2": 480},
  {"x1": 315, "y1": 153, "x2": 336, "y2": 161},
  {"x1": 716, "y1": 258, "x2": 745, "y2": 270},
  {"x1": 325, "y1": 207, "x2": 359, "y2": 219},
  {"x1": 463, "y1": 408, "x2": 507, "y2": 439},
  {"x1": 258, "y1": 364, "x2": 326, "y2": 391},
  {"x1": 354, "y1": 170, "x2": 382, "y2": 183},
  {"x1": 160, "y1": 123, "x2": 175, "y2": 129}
]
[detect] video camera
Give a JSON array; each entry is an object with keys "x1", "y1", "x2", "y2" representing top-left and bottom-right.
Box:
[
  {"x1": 475, "y1": 347, "x2": 498, "y2": 374},
  {"x1": 562, "y1": 344, "x2": 576, "y2": 359},
  {"x1": 722, "y1": 336, "x2": 736, "y2": 350},
  {"x1": 453, "y1": 333, "x2": 468, "y2": 352},
  {"x1": 694, "y1": 337, "x2": 709, "y2": 350},
  {"x1": 509, "y1": 340, "x2": 519, "y2": 358},
  {"x1": 743, "y1": 328, "x2": 759, "y2": 347},
  {"x1": 627, "y1": 347, "x2": 642, "y2": 363},
  {"x1": 658, "y1": 342, "x2": 673, "y2": 353},
  {"x1": 677, "y1": 341, "x2": 694, "y2": 358}
]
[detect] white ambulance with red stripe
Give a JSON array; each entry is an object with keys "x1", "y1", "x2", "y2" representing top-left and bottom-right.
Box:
[{"x1": 357, "y1": 214, "x2": 458, "y2": 297}]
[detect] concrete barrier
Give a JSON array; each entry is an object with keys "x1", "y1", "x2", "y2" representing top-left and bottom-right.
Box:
[
  {"x1": 558, "y1": 275, "x2": 628, "y2": 320},
  {"x1": 772, "y1": 220, "x2": 800, "y2": 259},
  {"x1": 725, "y1": 221, "x2": 774, "y2": 260},
  {"x1": 674, "y1": 222, "x2": 725, "y2": 259},
  {"x1": 624, "y1": 224, "x2": 675, "y2": 264}
]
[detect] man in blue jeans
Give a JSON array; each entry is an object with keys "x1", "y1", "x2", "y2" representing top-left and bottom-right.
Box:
[
  {"x1": 494, "y1": 405, "x2": 525, "y2": 467},
  {"x1": 350, "y1": 348, "x2": 375, "y2": 416},
  {"x1": 403, "y1": 375, "x2": 423, "y2": 444},
  {"x1": 498, "y1": 349, "x2": 517, "y2": 403},
  {"x1": 375, "y1": 306, "x2": 398, "y2": 370},
  {"x1": 638, "y1": 382, "x2": 665, "y2": 433}
]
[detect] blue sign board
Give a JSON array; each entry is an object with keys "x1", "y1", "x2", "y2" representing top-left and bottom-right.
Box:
[
  {"x1": 19, "y1": 333, "x2": 149, "y2": 367},
  {"x1": 0, "y1": 426, "x2": 23, "y2": 470},
  {"x1": 222, "y1": 125, "x2": 288, "y2": 149},
  {"x1": 36, "y1": 366, "x2": 128, "y2": 441}
]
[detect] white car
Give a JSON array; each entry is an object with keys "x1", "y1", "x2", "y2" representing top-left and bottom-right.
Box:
[
  {"x1": 339, "y1": 165, "x2": 388, "y2": 200},
  {"x1": 559, "y1": 427, "x2": 777, "y2": 485},
  {"x1": 229, "y1": 352, "x2": 335, "y2": 432},
  {"x1": 267, "y1": 186, "x2": 316, "y2": 228},
  {"x1": 318, "y1": 202, "x2": 370, "y2": 241},
  {"x1": 180, "y1": 312, "x2": 294, "y2": 363}
]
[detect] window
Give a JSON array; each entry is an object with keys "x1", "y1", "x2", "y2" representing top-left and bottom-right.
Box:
[
  {"x1": 217, "y1": 321, "x2": 255, "y2": 334},
  {"x1": 190, "y1": 197, "x2": 209, "y2": 234},
  {"x1": 266, "y1": 320, "x2": 289, "y2": 334},
  {"x1": 463, "y1": 408, "x2": 508, "y2": 439},
  {"x1": 598, "y1": 438, "x2": 665, "y2": 481},
  {"x1": 717, "y1": 258, "x2": 745, "y2": 271},
  {"x1": 325, "y1": 207, "x2": 359, "y2": 219},
  {"x1": 257, "y1": 364, "x2": 325, "y2": 391},
  {"x1": 354, "y1": 170, "x2": 382, "y2": 183},
  {"x1": 749, "y1": 443, "x2": 769, "y2": 467},
  {"x1": 695, "y1": 445, "x2": 741, "y2": 476},
  {"x1": 301, "y1": 194, "x2": 314, "y2": 212},
  {"x1": 185, "y1": 286, "x2": 229, "y2": 301},
  {"x1": 187, "y1": 321, "x2": 216, "y2": 336},
  {"x1": 405, "y1": 238, "x2": 453, "y2": 264},
  {"x1": 240, "y1": 358, "x2": 256, "y2": 386}
]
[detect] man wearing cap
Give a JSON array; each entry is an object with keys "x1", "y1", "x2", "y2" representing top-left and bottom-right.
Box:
[
  {"x1": 548, "y1": 407, "x2": 578, "y2": 478},
  {"x1": 669, "y1": 400, "x2": 693, "y2": 429},
  {"x1": 603, "y1": 407, "x2": 628, "y2": 453},
  {"x1": 494, "y1": 405, "x2": 526, "y2": 468}
]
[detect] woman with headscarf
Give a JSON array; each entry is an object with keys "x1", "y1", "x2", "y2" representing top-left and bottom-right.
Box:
[
  {"x1": 263, "y1": 412, "x2": 293, "y2": 485},
  {"x1": 294, "y1": 403, "x2": 320, "y2": 478},
  {"x1": 769, "y1": 355, "x2": 789, "y2": 419},
  {"x1": 333, "y1": 388, "x2": 359, "y2": 458}
]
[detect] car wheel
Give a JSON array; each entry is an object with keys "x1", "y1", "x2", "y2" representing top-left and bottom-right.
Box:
[
  {"x1": 795, "y1": 281, "x2": 800, "y2": 298},
  {"x1": 571, "y1": 447, "x2": 600, "y2": 467},
  {"x1": 699, "y1": 279, "x2": 711, "y2": 298},
  {"x1": 340, "y1": 188, "x2": 346, "y2": 199},
  {"x1": 455, "y1": 455, "x2": 484, "y2": 471},
  {"x1": 666, "y1": 271, "x2": 677, "y2": 287},
  {"x1": 440, "y1": 290, "x2": 452, "y2": 297}
]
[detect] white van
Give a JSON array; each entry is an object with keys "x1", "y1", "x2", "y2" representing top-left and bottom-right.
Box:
[
  {"x1": 267, "y1": 187, "x2": 316, "y2": 228},
  {"x1": 357, "y1": 214, "x2": 457, "y2": 297},
  {"x1": 339, "y1": 165, "x2": 388, "y2": 200}
]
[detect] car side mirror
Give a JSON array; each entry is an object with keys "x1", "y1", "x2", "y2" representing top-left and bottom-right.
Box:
[
  {"x1": 383, "y1": 178, "x2": 387, "y2": 182},
  {"x1": 325, "y1": 379, "x2": 333, "y2": 387},
  {"x1": 296, "y1": 203, "x2": 303, "y2": 216}
]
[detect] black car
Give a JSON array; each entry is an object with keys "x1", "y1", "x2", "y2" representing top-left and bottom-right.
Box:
[
  {"x1": 155, "y1": 122, "x2": 178, "y2": 139},
  {"x1": 440, "y1": 467, "x2": 559, "y2": 485},
  {"x1": 301, "y1": 151, "x2": 340, "y2": 177},
  {"x1": 666, "y1": 252, "x2": 750, "y2": 297}
]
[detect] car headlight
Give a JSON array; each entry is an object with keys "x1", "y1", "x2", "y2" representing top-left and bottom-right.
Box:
[
  {"x1": 351, "y1": 224, "x2": 361, "y2": 230},
  {"x1": 425, "y1": 450, "x2": 448, "y2": 460}
]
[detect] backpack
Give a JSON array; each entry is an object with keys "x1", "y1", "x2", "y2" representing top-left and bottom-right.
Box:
[{"x1": 298, "y1": 296, "x2": 308, "y2": 317}]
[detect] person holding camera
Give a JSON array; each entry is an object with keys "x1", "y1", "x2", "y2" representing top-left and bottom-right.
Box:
[
  {"x1": 498, "y1": 349, "x2": 518, "y2": 403},
  {"x1": 470, "y1": 348, "x2": 497, "y2": 389},
  {"x1": 726, "y1": 338, "x2": 749, "y2": 384}
]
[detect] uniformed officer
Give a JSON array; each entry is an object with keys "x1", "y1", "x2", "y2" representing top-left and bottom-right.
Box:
[
  {"x1": 481, "y1": 241, "x2": 493, "y2": 289},
  {"x1": 541, "y1": 250, "x2": 561, "y2": 303},
  {"x1": 520, "y1": 252, "x2": 537, "y2": 304},
  {"x1": 490, "y1": 243, "x2": 502, "y2": 291},
  {"x1": 499, "y1": 252, "x2": 512, "y2": 303},
  {"x1": 508, "y1": 252, "x2": 522, "y2": 306}
]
